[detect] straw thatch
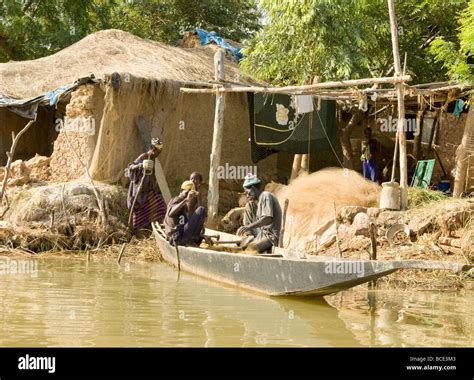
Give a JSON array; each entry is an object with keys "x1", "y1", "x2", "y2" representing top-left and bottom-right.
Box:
[
  {"x1": 0, "y1": 29, "x2": 257, "y2": 100},
  {"x1": 0, "y1": 29, "x2": 278, "y2": 214}
]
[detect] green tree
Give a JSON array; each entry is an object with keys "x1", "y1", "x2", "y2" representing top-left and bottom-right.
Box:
[
  {"x1": 111, "y1": 0, "x2": 261, "y2": 45},
  {"x1": 241, "y1": 0, "x2": 470, "y2": 85},
  {"x1": 429, "y1": 0, "x2": 473, "y2": 83},
  {"x1": 0, "y1": 0, "x2": 261, "y2": 62},
  {"x1": 0, "y1": 0, "x2": 117, "y2": 61},
  {"x1": 240, "y1": 0, "x2": 470, "y2": 169}
]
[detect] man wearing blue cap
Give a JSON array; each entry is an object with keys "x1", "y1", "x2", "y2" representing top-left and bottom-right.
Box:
[{"x1": 237, "y1": 174, "x2": 282, "y2": 253}]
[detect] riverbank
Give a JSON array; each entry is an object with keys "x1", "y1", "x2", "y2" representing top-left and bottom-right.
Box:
[
  {"x1": 1, "y1": 236, "x2": 472, "y2": 292},
  {"x1": 0, "y1": 236, "x2": 161, "y2": 263},
  {"x1": 0, "y1": 168, "x2": 472, "y2": 292}
]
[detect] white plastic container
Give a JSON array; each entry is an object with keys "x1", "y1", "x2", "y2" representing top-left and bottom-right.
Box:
[{"x1": 379, "y1": 181, "x2": 400, "y2": 210}]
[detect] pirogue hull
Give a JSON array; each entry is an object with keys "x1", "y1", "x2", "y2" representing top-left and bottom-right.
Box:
[{"x1": 152, "y1": 223, "x2": 471, "y2": 297}]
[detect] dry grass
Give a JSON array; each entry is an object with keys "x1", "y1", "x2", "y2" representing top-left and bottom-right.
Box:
[
  {"x1": 0, "y1": 29, "x2": 257, "y2": 100},
  {"x1": 0, "y1": 219, "x2": 130, "y2": 252},
  {"x1": 277, "y1": 168, "x2": 381, "y2": 251},
  {"x1": 1, "y1": 234, "x2": 162, "y2": 263},
  {"x1": 407, "y1": 187, "x2": 448, "y2": 208}
]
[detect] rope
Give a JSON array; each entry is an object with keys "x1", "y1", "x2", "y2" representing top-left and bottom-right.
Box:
[
  {"x1": 254, "y1": 94, "x2": 343, "y2": 168},
  {"x1": 315, "y1": 107, "x2": 344, "y2": 167},
  {"x1": 254, "y1": 110, "x2": 309, "y2": 146}
]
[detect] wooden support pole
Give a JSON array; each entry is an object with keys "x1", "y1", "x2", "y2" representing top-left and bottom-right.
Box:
[
  {"x1": 413, "y1": 108, "x2": 425, "y2": 160},
  {"x1": 301, "y1": 154, "x2": 310, "y2": 174},
  {"x1": 391, "y1": 131, "x2": 399, "y2": 182},
  {"x1": 453, "y1": 104, "x2": 473, "y2": 197},
  {"x1": 427, "y1": 110, "x2": 441, "y2": 156},
  {"x1": 388, "y1": 0, "x2": 408, "y2": 210},
  {"x1": 290, "y1": 154, "x2": 302, "y2": 182},
  {"x1": 181, "y1": 75, "x2": 412, "y2": 94},
  {"x1": 207, "y1": 50, "x2": 226, "y2": 227}
]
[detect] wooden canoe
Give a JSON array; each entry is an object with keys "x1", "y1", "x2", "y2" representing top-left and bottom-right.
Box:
[{"x1": 152, "y1": 223, "x2": 472, "y2": 297}]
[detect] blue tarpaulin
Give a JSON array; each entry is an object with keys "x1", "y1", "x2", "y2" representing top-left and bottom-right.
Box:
[
  {"x1": 195, "y1": 28, "x2": 243, "y2": 62},
  {"x1": 45, "y1": 85, "x2": 69, "y2": 107},
  {"x1": 0, "y1": 76, "x2": 98, "y2": 119}
]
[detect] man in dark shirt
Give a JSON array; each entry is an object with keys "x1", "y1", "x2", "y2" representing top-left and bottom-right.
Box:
[
  {"x1": 237, "y1": 174, "x2": 282, "y2": 253},
  {"x1": 164, "y1": 180, "x2": 207, "y2": 246}
]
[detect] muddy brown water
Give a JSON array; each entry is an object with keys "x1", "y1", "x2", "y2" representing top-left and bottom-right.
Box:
[{"x1": 0, "y1": 256, "x2": 472, "y2": 347}]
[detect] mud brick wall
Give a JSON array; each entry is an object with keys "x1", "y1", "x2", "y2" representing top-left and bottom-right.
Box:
[{"x1": 50, "y1": 84, "x2": 104, "y2": 182}]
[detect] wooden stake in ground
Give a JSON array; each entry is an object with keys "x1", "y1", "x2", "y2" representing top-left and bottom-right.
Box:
[
  {"x1": 278, "y1": 199, "x2": 289, "y2": 248},
  {"x1": 207, "y1": 49, "x2": 226, "y2": 227},
  {"x1": 369, "y1": 222, "x2": 377, "y2": 260},
  {"x1": 453, "y1": 104, "x2": 473, "y2": 197},
  {"x1": 333, "y1": 202, "x2": 342, "y2": 258},
  {"x1": 388, "y1": 0, "x2": 408, "y2": 210},
  {"x1": 117, "y1": 243, "x2": 127, "y2": 265},
  {"x1": 0, "y1": 119, "x2": 35, "y2": 206}
]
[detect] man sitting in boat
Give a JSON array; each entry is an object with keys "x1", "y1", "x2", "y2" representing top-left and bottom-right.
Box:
[
  {"x1": 164, "y1": 180, "x2": 207, "y2": 246},
  {"x1": 189, "y1": 171, "x2": 204, "y2": 208},
  {"x1": 237, "y1": 174, "x2": 282, "y2": 253}
]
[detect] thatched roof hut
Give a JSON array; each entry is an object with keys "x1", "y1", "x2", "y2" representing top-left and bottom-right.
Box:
[
  {"x1": 0, "y1": 29, "x2": 256, "y2": 99},
  {"x1": 0, "y1": 30, "x2": 277, "y2": 208}
]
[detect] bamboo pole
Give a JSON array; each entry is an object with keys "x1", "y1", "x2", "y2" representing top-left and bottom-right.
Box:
[
  {"x1": 388, "y1": 0, "x2": 408, "y2": 210},
  {"x1": 207, "y1": 50, "x2": 226, "y2": 227},
  {"x1": 181, "y1": 75, "x2": 412, "y2": 94}
]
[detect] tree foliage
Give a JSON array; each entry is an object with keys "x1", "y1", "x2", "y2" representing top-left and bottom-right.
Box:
[
  {"x1": 0, "y1": 0, "x2": 116, "y2": 61},
  {"x1": 429, "y1": 0, "x2": 473, "y2": 83},
  {"x1": 241, "y1": 0, "x2": 470, "y2": 85},
  {"x1": 0, "y1": 0, "x2": 261, "y2": 62},
  {"x1": 111, "y1": 0, "x2": 261, "y2": 45}
]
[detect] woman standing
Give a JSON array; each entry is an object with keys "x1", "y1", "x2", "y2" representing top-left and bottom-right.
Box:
[{"x1": 126, "y1": 138, "x2": 166, "y2": 230}]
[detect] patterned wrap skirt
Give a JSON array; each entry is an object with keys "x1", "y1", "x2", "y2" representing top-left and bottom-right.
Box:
[{"x1": 132, "y1": 189, "x2": 166, "y2": 229}]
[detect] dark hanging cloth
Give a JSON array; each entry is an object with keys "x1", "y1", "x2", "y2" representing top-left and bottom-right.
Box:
[
  {"x1": 248, "y1": 93, "x2": 337, "y2": 163},
  {"x1": 247, "y1": 93, "x2": 277, "y2": 163}
]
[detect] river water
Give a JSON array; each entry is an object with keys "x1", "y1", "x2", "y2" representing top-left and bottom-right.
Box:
[{"x1": 0, "y1": 257, "x2": 472, "y2": 347}]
